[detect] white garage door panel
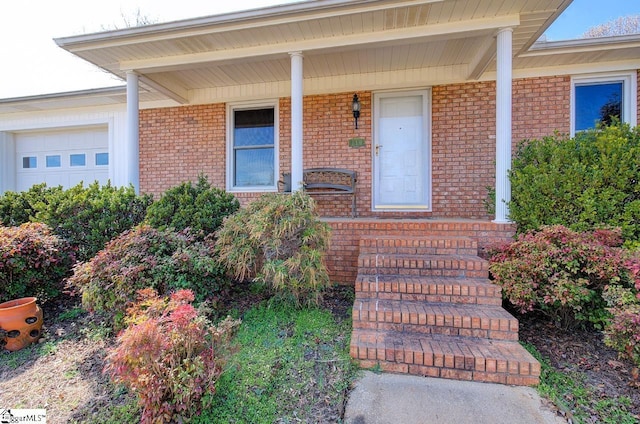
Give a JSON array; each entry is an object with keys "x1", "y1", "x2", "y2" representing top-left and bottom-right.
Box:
[{"x1": 15, "y1": 127, "x2": 109, "y2": 192}]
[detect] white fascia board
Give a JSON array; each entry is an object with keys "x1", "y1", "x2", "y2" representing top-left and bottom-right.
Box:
[
  {"x1": 0, "y1": 86, "x2": 126, "y2": 105},
  {"x1": 55, "y1": 0, "x2": 444, "y2": 52},
  {"x1": 524, "y1": 34, "x2": 640, "y2": 57},
  {"x1": 121, "y1": 15, "x2": 519, "y2": 73}
]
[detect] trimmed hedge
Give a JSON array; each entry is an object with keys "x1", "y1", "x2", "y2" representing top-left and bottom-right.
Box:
[
  {"x1": 145, "y1": 175, "x2": 239, "y2": 239},
  {"x1": 0, "y1": 182, "x2": 152, "y2": 262},
  {"x1": 509, "y1": 123, "x2": 640, "y2": 242}
]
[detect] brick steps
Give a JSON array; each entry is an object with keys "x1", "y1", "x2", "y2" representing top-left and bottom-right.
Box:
[
  {"x1": 355, "y1": 275, "x2": 502, "y2": 306},
  {"x1": 359, "y1": 235, "x2": 479, "y2": 256},
  {"x1": 350, "y1": 329, "x2": 540, "y2": 386},
  {"x1": 357, "y1": 253, "x2": 489, "y2": 278},
  {"x1": 353, "y1": 299, "x2": 518, "y2": 340},
  {"x1": 350, "y1": 234, "x2": 540, "y2": 386}
]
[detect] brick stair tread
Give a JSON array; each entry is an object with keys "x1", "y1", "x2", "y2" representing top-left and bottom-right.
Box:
[
  {"x1": 355, "y1": 275, "x2": 501, "y2": 298},
  {"x1": 359, "y1": 235, "x2": 478, "y2": 255},
  {"x1": 358, "y1": 253, "x2": 488, "y2": 269},
  {"x1": 358, "y1": 252, "x2": 487, "y2": 262},
  {"x1": 350, "y1": 328, "x2": 540, "y2": 385},
  {"x1": 357, "y1": 253, "x2": 488, "y2": 279},
  {"x1": 353, "y1": 298, "x2": 517, "y2": 328}
]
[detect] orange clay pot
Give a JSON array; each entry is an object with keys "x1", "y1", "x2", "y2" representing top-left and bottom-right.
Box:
[{"x1": 0, "y1": 297, "x2": 43, "y2": 352}]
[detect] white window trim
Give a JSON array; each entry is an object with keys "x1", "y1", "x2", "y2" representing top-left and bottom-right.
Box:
[
  {"x1": 570, "y1": 71, "x2": 637, "y2": 136},
  {"x1": 226, "y1": 100, "x2": 279, "y2": 193}
]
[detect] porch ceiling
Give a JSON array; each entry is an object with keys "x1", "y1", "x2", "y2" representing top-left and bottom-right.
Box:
[{"x1": 55, "y1": 0, "x2": 572, "y2": 103}]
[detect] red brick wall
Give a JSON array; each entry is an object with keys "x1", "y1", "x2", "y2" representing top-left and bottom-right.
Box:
[
  {"x1": 513, "y1": 76, "x2": 571, "y2": 141},
  {"x1": 280, "y1": 93, "x2": 373, "y2": 217},
  {"x1": 431, "y1": 76, "x2": 570, "y2": 219},
  {"x1": 431, "y1": 82, "x2": 496, "y2": 219},
  {"x1": 139, "y1": 104, "x2": 226, "y2": 197},
  {"x1": 139, "y1": 78, "x2": 571, "y2": 216}
]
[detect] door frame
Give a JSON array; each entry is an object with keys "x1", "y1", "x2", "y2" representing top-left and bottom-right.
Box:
[{"x1": 372, "y1": 88, "x2": 432, "y2": 212}]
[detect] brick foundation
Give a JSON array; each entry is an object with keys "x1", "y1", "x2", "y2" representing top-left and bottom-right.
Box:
[{"x1": 324, "y1": 218, "x2": 515, "y2": 284}]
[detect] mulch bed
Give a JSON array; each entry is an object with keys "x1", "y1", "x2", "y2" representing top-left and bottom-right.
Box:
[{"x1": 518, "y1": 312, "x2": 640, "y2": 420}]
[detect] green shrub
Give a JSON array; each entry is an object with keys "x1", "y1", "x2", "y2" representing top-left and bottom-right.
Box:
[
  {"x1": 145, "y1": 175, "x2": 239, "y2": 239},
  {"x1": 104, "y1": 288, "x2": 240, "y2": 424},
  {"x1": 0, "y1": 222, "x2": 75, "y2": 302},
  {"x1": 67, "y1": 225, "x2": 228, "y2": 330},
  {"x1": 215, "y1": 191, "x2": 331, "y2": 307},
  {"x1": 0, "y1": 183, "x2": 63, "y2": 226},
  {"x1": 0, "y1": 182, "x2": 152, "y2": 262},
  {"x1": 36, "y1": 182, "x2": 153, "y2": 261},
  {"x1": 509, "y1": 123, "x2": 640, "y2": 241},
  {"x1": 489, "y1": 225, "x2": 637, "y2": 329}
]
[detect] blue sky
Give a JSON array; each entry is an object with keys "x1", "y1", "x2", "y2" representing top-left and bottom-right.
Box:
[
  {"x1": 0, "y1": 0, "x2": 638, "y2": 98},
  {"x1": 544, "y1": 0, "x2": 640, "y2": 40}
]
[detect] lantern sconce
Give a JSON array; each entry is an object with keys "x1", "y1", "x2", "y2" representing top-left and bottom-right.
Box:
[{"x1": 352, "y1": 94, "x2": 361, "y2": 129}]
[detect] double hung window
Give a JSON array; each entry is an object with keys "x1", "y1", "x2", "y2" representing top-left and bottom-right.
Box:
[{"x1": 228, "y1": 104, "x2": 278, "y2": 190}]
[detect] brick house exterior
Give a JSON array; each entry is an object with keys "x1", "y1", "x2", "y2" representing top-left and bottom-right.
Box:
[
  {"x1": 138, "y1": 75, "x2": 585, "y2": 219},
  {"x1": 1, "y1": 1, "x2": 640, "y2": 285}
]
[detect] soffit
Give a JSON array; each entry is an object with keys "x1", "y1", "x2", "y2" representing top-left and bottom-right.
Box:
[{"x1": 55, "y1": 0, "x2": 571, "y2": 102}]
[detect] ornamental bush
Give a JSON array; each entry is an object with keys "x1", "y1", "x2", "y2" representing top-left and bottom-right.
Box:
[
  {"x1": 602, "y1": 261, "x2": 640, "y2": 367},
  {"x1": 104, "y1": 288, "x2": 240, "y2": 424},
  {"x1": 508, "y1": 123, "x2": 640, "y2": 242},
  {"x1": 145, "y1": 175, "x2": 239, "y2": 239},
  {"x1": 489, "y1": 225, "x2": 637, "y2": 329},
  {"x1": 0, "y1": 182, "x2": 152, "y2": 262},
  {"x1": 36, "y1": 182, "x2": 153, "y2": 261},
  {"x1": 67, "y1": 225, "x2": 228, "y2": 330},
  {"x1": 0, "y1": 183, "x2": 63, "y2": 227},
  {"x1": 215, "y1": 191, "x2": 331, "y2": 307},
  {"x1": 0, "y1": 222, "x2": 75, "y2": 302}
]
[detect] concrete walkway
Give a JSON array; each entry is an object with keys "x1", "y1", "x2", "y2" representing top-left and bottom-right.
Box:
[{"x1": 344, "y1": 372, "x2": 566, "y2": 424}]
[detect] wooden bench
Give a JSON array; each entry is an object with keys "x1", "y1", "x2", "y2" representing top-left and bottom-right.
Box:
[{"x1": 281, "y1": 168, "x2": 357, "y2": 217}]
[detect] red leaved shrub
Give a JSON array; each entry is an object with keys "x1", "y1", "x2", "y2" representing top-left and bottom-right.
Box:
[
  {"x1": 104, "y1": 288, "x2": 240, "y2": 424},
  {"x1": 0, "y1": 222, "x2": 75, "y2": 302},
  {"x1": 489, "y1": 225, "x2": 636, "y2": 328},
  {"x1": 603, "y1": 260, "x2": 640, "y2": 366}
]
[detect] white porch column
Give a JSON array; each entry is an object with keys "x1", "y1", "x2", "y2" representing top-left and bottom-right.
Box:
[
  {"x1": 494, "y1": 28, "x2": 513, "y2": 223},
  {"x1": 289, "y1": 51, "x2": 304, "y2": 192},
  {"x1": 126, "y1": 71, "x2": 140, "y2": 193}
]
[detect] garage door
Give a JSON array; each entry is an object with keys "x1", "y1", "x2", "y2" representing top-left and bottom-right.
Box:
[{"x1": 15, "y1": 126, "x2": 109, "y2": 192}]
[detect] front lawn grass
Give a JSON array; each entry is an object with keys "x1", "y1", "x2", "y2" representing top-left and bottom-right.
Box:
[{"x1": 196, "y1": 302, "x2": 357, "y2": 423}]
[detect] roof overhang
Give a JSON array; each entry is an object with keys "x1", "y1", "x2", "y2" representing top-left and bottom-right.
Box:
[
  {"x1": 0, "y1": 86, "x2": 167, "y2": 114},
  {"x1": 53, "y1": 0, "x2": 574, "y2": 105}
]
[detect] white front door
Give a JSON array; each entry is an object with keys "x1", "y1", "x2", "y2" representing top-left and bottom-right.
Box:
[{"x1": 373, "y1": 90, "x2": 431, "y2": 210}]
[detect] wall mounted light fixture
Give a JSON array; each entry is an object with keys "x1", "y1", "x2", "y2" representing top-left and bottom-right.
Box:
[{"x1": 352, "y1": 94, "x2": 361, "y2": 129}]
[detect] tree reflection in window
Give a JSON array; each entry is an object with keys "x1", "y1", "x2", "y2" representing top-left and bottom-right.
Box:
[{"x1": 575, "y1": 81, "x2": 623, "y2": 131}]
